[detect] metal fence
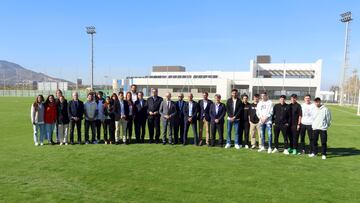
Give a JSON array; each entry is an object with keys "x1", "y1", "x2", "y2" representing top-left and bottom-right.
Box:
[{"x1": 0, "y1": 90, "x2": 114, "y2": 99}]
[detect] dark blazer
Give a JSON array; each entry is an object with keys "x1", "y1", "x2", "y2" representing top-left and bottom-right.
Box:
[
  {"x1": 147, "y1": 96, "x2": 163, "y2": 116},
  {"x1": 57, "y1": 101, "x2": 69, "y2": 124},
  {"x1": 114, "y1": 99, "x2": 129, "y2": 121},
  {"x1": 68, "y1": 100, "x2": 84, "y2": 120},
  {"x1": 175, "y1": 100, "x2": 186, "y2": 120},
  {"x1": 226, "y1": 98, "x2": 242, "y2": 119},
  {"x1": 134, "y1": 99, "x2": 148, "y2": 120},
  {"x1": 183, "y1": 101, "x2": 198, "y2": 121},
  {"x1": 209, "y1": 102, "x2": 226, "y2": 124},
  {"x1": 198, "y1": 99, "x2": 213, "y2": 121}
]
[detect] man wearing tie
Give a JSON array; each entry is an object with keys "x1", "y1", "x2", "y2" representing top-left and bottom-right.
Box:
[
  {"x1": 183, "y1": 93, "x2": 199, "y2": 145},
  {"x1": 68, "y1": 91, "x2": 84, "y2": 145},
  {"x1": 114, "y1": 91, "x2": 129, "y2": 144},
  {"x1": 174, "y1": 93, "x2": 185, "y2": 144},
  {"x1": 134, "y1": 91, "x2": 147, "y2": 143},
  {"x1": 159, "y1": 92, "x2": 177, "y2": 145},
  {"x1": 198, "y1": 92, "x2": 213, "y2": 146},
  {"x1": 225, "y1": 89, "x2": 242, "y2": 149},
  {"x1": 147, "y1": 88, "x2": 163, "y2": 144},
  {"x1": 209, "y1": 94, "x2": 226, "y2": 147}
]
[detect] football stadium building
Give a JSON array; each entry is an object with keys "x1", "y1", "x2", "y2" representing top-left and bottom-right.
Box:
[{"x1": 114, "y1": 56, "x2": 322, "y2": 99}]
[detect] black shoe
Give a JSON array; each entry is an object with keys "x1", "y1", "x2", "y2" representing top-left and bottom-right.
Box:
[
  {"x1": 155, "y1": 140, "x2": 159, "y2": 144},
  {"x1": 70, "y1": 142, "x2": 74, "y2": 145},
  {"x1": 78, "y1": 141, "x2": 81, "y2": 145},
  {"x1": 162, "y1": 142, "x2": 166, "y2": 145}
]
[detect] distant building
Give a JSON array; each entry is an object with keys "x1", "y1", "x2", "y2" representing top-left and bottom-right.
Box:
[
  {"x1": 117, "y1": 57, "x2": 323, "y2": 99},
  {"x1": 77, "y1": 78, "x2": 83, "y2": 86},
  {"x1": 37, "y1": 82, "x2": 68, "y2": 91}
]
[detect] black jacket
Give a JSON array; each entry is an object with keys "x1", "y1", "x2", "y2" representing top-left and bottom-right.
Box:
[
  {"x1": 183, "y1": 101, "x2": 198, "y2": 121},
  {"x1": 175, "y1": 100, "x2": 186, "y2": 120},
  {"x1": 226, "y1": 98, "x2": 242, "y2": 119},
  {"x1": 134, "y1": 99, "x2": 148, "y2": 120},
  {"x1": 68, "y1": 100, "x2": 84, "y2": 120},
  {"x1": 272, "y1": 103, "x2": 290, "y2": 125},
  {"x1": 114, "y1": 100, "x2": 130, "y2": 121},
  {"x1": 209, "y1": 102, "x2": 226, "y2": 124},
  {"x1": 249, "y1": 103, "x2": 259, "y2": 123},
  {"x1": 57, "y1": 101, "x2": 70, "y2": 124},
  {"x1": 198, "y1": 99, "x2": 213, "y2": 121},
  {"x1": 289, "y1": 102, "x2": 302, "y2": 125},
  {"x1": 240, "y1": 102, "x2": 251, "y2": 122},
  {"x1": 147, "y1": 96, "x2": 163, "y2": 117}
]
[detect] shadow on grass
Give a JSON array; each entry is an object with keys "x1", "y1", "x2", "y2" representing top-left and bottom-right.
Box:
[{"x1": 327, "y1": 147, "x2": 360, "y2": 158}]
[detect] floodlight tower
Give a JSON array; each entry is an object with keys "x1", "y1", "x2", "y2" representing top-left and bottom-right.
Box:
[
  {"x1": 86, "y1": 26, "x2": 96, "y2": 90},
  {"x1": 339, "y1": 12, "x2": 353, "y2": 105}
]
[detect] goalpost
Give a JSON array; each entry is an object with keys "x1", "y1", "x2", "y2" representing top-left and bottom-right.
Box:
[{"x1": 357, "y1": 89, "x2": 360, "y2": 116}]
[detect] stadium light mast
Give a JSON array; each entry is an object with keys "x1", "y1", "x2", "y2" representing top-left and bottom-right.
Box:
[
  {"x1": 86, "y1": 26, "x2": 96, "y2": 90},
  {"x1": 339, "y1": 11, "x2": 353, "y2": 105}
]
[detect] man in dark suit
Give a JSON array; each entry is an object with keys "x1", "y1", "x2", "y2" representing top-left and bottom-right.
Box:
[
  {"x1": 159, "y1": 92, "x2": 177, "y2": 145},
  {"x1": 209, "y1": 94, "x2": 226, "y2": 147},
  {"x1": 198, "y1": 92, "x2": 213, "y2": 146},
  {"x1": 134, "y1": 91, "x2": 147, "y2": 143},
  {"x1": 225, "y1": 89, "x2": 242, "y2": 149},
  {"x1": 174, "y1": 93, "x2": 185, "y2": 144},
  {"x1": 114, "y1": 91, "x2": 129, "y2": 144},
  {"x1": 183, "y1": 93, "x2": 199, "y2": 145},
  {"x1": 147, "y1": 88, "x2": 163, "y2": 144},
  {"x1": 68, "y1": 91, "x2": 84, "y2": 145}
]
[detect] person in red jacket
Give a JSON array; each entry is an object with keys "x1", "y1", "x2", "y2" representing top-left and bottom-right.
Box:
[{"x1": 44, "y1": 95, "x2": 57, "y2": 145}]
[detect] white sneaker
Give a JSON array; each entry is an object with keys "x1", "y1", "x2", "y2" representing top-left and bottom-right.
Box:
[
  {"x1": 40, "y1": 143, "x2": 44, "y2": 146},
  {"x1": 283, "y1": 149, "x2": 289, "y2": 155},
  {"x1": 322, "y1": 155, "x2": 326, "y2": 160},
  {"x1": 308, "y1": 153, "x2": 315, "y2": 158},
  {"x1": 272, "y1": 148, "x2": 278, "y2": 153},
  {"x1": 60, "y1": 143, "x2": 63, "y2": 146},
  {"x1": 251, "y1": 145, "x2": 256, "y2": 149},
  {"x1": 258, "y1": 147, "x2": 265, "y2": 152},
  {"x1": 245, "y1": 145, "x2": 249, "y2": 149},
  {"x1": 225, "y1": 144, "x2": 231, "y2": 149},
  {"x1": 267, "y1": 148, "x2": 272, "y2": 154},
  {"x1": 34, "y1": 142, "x2": 39, "y2": 146},
  {"x1": 65, "y1": 143, "x2": 68, "y2": 146}
]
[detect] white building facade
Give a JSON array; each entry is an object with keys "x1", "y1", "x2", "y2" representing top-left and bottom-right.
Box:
[{"x1": 115, "y1": 58, "x2": 322, "y2": 100}]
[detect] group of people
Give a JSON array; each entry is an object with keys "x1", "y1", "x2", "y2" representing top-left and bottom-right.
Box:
[{"x1": 30, "y1": 85, "x2": 332, "y2": 159}]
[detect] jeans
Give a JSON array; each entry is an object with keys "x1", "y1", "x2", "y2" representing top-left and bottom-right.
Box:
[
  {"x1": 45, "y1": 123, "x2": 55, "y2": 143},
  {"x1": 226, "y1": 120, "x2": 239, "y2": 145},
  {"x1": 260, "y1": 123, "x2": 272, "y2": 148},
  {"x1": 33, "y1": 123, "x2": 45, "y2": 144}
]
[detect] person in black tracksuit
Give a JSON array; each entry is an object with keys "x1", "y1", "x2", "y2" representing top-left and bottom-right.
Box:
[
  {"x1": 239, "y1": 94, "x2": 251, "y2": 148},
  {"x1": 272, "y1": 95, "x2": 290, "y2": 153},
  {"x1": 289, "y1": 94, "x2": 302, "y2": 155}
]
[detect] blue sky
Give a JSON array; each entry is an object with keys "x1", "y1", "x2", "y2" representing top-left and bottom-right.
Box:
[{"x1": 0, "y1": 0, "x2": 359, "y2": 90}]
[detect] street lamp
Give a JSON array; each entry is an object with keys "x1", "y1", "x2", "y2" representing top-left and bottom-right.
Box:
[
  {"x1": 86, "y1": 26, "x2": 96, "y2": 90},
  {"x1": 339, "y1": 12, "x2": 353, "y2": 105}
]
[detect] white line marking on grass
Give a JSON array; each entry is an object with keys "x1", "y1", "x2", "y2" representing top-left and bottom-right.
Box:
[{"x1": 331, "y1": 107, "x2": 357, "y2": 116}]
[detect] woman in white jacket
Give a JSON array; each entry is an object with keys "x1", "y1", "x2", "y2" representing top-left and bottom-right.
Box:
[{"x1": 31, "y1": 95, "x2": 45, "y2": 146}]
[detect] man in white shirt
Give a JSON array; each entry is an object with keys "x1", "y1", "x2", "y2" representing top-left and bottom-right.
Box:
[
  {"x1": 300, "y1": 94, "x2": 316, "y2": 154},
  {"x1": 183, "y1": 93, "x2": 199, "y2": 145},
  {"x1": 130, "y1": 84, "x2": 138, "y2": 103},
  {"x1": 256, "y1": 92, "x2": 273, "y2": 153}
]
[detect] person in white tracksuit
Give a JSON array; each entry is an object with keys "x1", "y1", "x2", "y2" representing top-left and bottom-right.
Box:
[
  {"x1": 309, "y1": 97, "x2": 332, "y2": 160},
  {"x1": 256, "y1": 92, "x2": 273, "y2": 153}
]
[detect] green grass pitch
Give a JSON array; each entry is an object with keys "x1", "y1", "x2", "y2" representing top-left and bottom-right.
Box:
[{"x1": 0, "y1": 97, "x2": 359, "y2": 202}]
